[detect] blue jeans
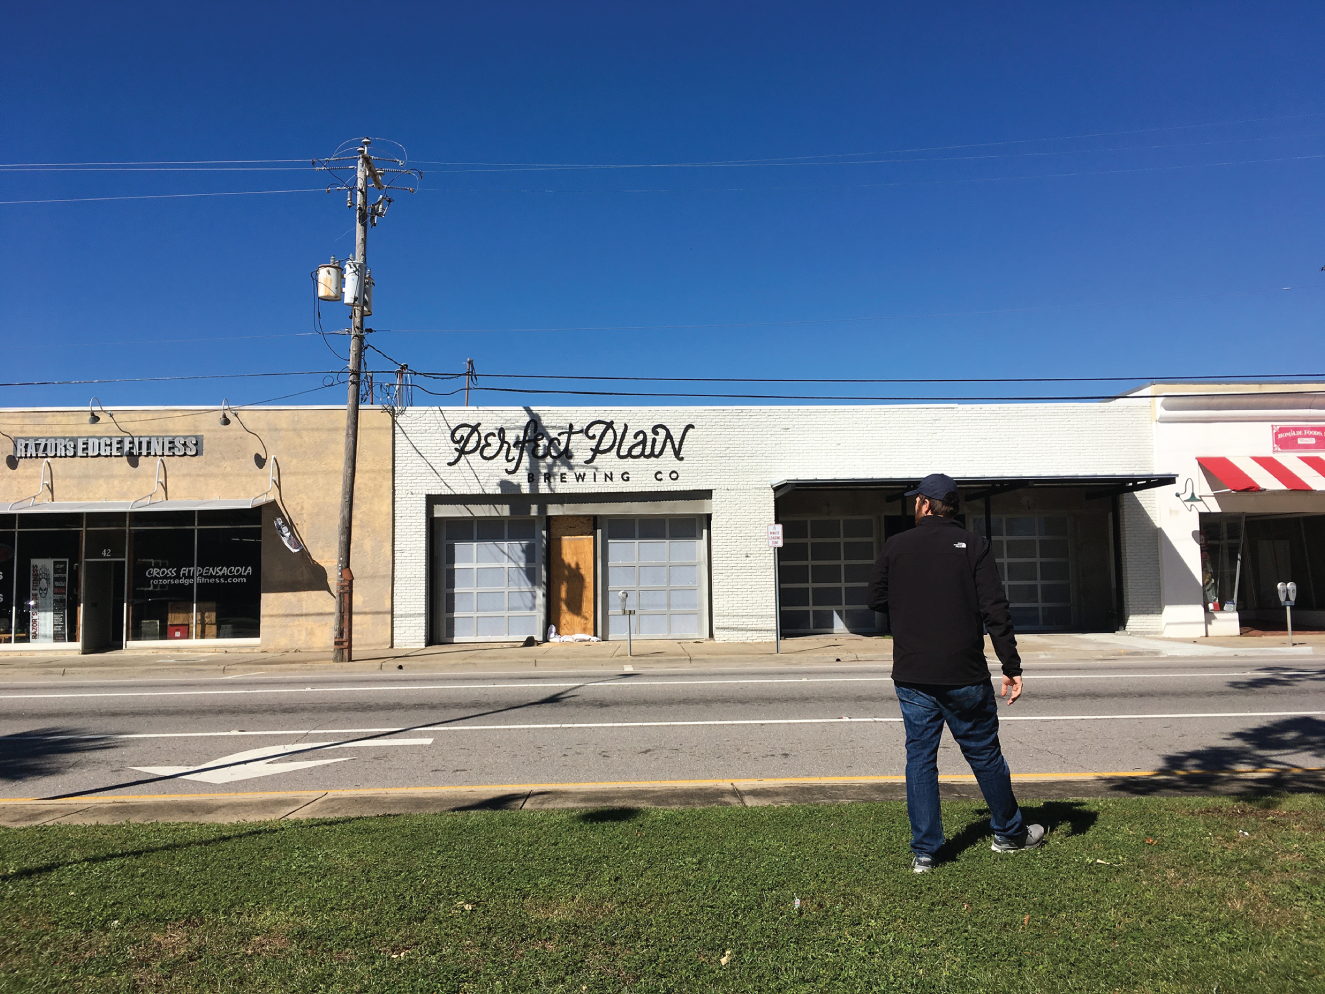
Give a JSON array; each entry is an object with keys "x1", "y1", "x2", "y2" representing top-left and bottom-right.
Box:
[{"x1": 894, "y1": 680, "x2": 1026, "y2": 858}]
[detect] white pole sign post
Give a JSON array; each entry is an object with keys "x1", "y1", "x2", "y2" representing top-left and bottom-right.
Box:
[
  {"x1": 1277, "y1": 581, "x2": 1297, "y2": 645},
  {"x1": 768, "y1": 524, "x2": 784, "y2": 654}
]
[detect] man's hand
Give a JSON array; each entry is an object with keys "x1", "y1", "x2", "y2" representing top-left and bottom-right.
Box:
[{"x1": 1000, "y1": 675, "x2": 1023, "y2": 705}]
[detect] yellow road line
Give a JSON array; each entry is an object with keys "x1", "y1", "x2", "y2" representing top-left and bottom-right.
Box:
[{"x1": 2, "y1": 767, "x2": 1320, "y2": 804}]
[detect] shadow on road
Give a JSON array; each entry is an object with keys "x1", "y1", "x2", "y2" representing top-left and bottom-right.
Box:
[
  {"x1": 0, "y1": 728, "x2": 115, "y2": 783},
  {"x1": 1102, "y1": 716, "x2": 1325, "y2": 796},
  {"x1": 1228, "y1": 667, "x2": 1325, "y2": 691},
  {"x1": 33, "y1": 676, "x2": 638, "y2": 801}
]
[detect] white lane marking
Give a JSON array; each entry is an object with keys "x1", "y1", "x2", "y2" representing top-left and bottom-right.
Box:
[
  {"x1": 3, "y1": 671, "x2": 1321, "y2": 701},
  {"x1": 221, "y1": 671, "x2": 266, "y2": 679},
  {"x1": 130, "y1": 738, "x2": 434, "y2": 784},
  {"x1": 38, "y1": 711, "x2": 1325, "y2": 741}
]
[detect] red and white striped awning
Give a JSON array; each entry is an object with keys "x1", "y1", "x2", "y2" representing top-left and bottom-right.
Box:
[{"x1": 1197, "y1": 455, "x2": 1325, "y2": 492}]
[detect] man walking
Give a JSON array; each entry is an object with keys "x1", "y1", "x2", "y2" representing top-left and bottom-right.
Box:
[{"x1": 867, "y1": 473, "x2": 1044, "y2": 873}]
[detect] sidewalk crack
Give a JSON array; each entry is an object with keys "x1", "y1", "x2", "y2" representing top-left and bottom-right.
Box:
[
  {"x1": 517, "y1": 789, "x2": 532, "y2": 810},
  {"x1": 731, "y1": 783, "x2": 748, "y2": 807}
]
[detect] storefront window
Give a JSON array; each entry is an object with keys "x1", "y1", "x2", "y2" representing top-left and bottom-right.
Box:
[
  {"x1": 13, "y1": 527, "x2": 82, "y2": 644},
  {"x1": 1, "y1": 508, "x2": 263, "y2": 647},
  {"x1": 1241, "y1": 514, "x2": 1322, "y2": 613},
  {"x1": 131, "y1": 526, "x2": 197, "y2": 640},
  {"x1": 1198, "y1": 513, "x2": 1244, "y2": 613},
  {"x1": 194, "y1": 525, "x2": 261, "y2": 638},
  {"x1": 0, "y1": 514, "x2": 13, "y2": 643},
  {"x1": 129, "y1": 509, "x2": 262, "y2": 640}
]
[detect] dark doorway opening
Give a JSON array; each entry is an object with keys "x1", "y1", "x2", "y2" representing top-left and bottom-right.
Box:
[{"x1": 80, "y1": 560, "x2": 125, "y2": 654}]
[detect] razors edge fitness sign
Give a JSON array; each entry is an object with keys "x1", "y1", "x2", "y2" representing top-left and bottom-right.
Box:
[{"x1": 13, "y1": 436, "x2": 205, "y2": 458}]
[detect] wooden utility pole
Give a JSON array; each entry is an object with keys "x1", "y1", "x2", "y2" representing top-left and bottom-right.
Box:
[
  {"x1": 314, "y1": 137, "x2": 418, "y2": 662},
  {"x1": 333, "y1": 141, "x2": 375, "y2": 662}
]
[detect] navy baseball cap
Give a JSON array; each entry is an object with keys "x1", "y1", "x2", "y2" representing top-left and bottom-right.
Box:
[{"x1": 905, "y1": 473, "x2": 959, "y2": 501}]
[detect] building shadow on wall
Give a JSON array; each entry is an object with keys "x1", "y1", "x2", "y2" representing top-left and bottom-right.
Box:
[
  {"x1": 1102, "y1": 716, "x2": 1325, "y2": 796},
  {"x1": 262, "y1": 502, "x2": 330, "y2": 595}
]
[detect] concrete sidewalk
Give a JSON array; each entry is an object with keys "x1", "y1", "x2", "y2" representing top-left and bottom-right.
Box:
[
  {"x1": 0, "y1": 631, "x2": 1317, "y2": 682},
  {"x1": 3, "y1": 770, "x2": 1321, "y2": 827}
]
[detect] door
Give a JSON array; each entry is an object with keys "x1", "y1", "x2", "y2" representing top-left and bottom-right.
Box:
[
  {"x1": 973, "y1": 515, "x2": 1073, "y2": 630},
  {"x1": 777, "y1": 518, "x2": 879, "y2": 634},
  {"x1": 80, "y1": 559, "x2": 125, "y2": 654},
  {"x1": 549, "y1": 516, "x2": 594, "y2": 637},
  {"x1": 605, "y1": 516, "x2": 704, "y2": 638},
  {"x1": 436, "y1": 517, "x2": 540, "y2": 641}
]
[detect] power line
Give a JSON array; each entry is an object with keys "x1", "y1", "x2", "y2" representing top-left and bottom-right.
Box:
[
  {"x1": 437, "y1": 372, "x2": 1325, "y2": 385},
  {"x1": 417, "y1": 151, "x2": 1325, "y2": 194},
  {"x1": 464, "y1": 385, "x2": 1325, "y2": 403},
  {"x1": 0, "y1": 157, "x2": 309, "y2": 168},
  {"x1": 7, "y1": 332, "x2": 320, "y2": 351},
  {"x1": 0, "y1": 188, "x2": 324, "y2": 206},
  {"x1": 377, "y1": 282, "x2": 1325, "y2": 337},
  {"x1": 411, "y1": 111, "x2": 1325, "y2": 169},
  {"x1": 0, "y1": 167, "x2": 315, "y2": 173},
  {"x1": 417, "y1": 132, "x2": 1325, "y2": 174},
  {"x1": 0, "y1": 370, "x2": 341, "y2": 388}
]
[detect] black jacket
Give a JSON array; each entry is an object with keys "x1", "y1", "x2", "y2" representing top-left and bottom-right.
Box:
[{"x1": 867, "y1": 515, "x2": 1022, "y2": 685}]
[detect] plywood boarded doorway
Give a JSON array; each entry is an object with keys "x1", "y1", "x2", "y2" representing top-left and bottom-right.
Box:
[{"x1": 550, "y1": 516, "x2": 595, "y2": 637}]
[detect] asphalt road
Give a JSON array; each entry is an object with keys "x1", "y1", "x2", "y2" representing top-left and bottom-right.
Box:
[{"x1": 3, "y1": 658, "x2": 1323, "y2": 800}]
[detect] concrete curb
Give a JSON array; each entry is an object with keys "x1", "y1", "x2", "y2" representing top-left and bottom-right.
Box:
[{"x1": 3, "y1": 771, "x2": 1321, "y2": 826}]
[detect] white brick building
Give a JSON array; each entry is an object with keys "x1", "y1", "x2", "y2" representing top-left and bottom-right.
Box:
[{"x1": 392, "y1": 398, "x2": 1175, "y2": 646}]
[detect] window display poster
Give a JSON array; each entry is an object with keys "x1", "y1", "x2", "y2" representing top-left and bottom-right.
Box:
[{"x1": 29, "y1": 558, "x2": 69, "y2": 643}]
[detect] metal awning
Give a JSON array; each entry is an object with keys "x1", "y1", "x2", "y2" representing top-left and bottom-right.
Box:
[
  {"x1": 770, "y1": 475, "x2": 1175, "y2": 501},
  {"x1": 8, "y1": 498, "x2": 272, "y2": 514},
  {"x1": 1197, "y1": 456, "x2": 1325, "y2": 493}
]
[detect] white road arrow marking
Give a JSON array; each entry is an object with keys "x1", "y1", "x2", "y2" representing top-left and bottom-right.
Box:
[{"x1": 131, "y1": 738, "x2": 433, "y2": 784}]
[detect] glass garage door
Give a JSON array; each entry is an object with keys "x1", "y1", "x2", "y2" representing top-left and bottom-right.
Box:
[
  {"x1": 606, "y1": 517, "x2": 703, "y2": 638},
  {"x1": 972, "y1": 515, "x2": 1072, "y2": 630},
  {"x1": 778, "y1": 518, "x2": 879, "y2": 634},
  {"x1": 441, "y1": 518, "x2": 539, "y2": 640}
]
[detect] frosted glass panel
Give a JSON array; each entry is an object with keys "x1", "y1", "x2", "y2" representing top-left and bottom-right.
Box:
[
  {"x1": 779, "y1": 518, "x2": 878, "y2": 634},
  {"x1": 604, "y1": 516, "x2": 705, "y2": 640},
  {"x1": 441, "y1": 518, "x2": 542, "y2": 641}
]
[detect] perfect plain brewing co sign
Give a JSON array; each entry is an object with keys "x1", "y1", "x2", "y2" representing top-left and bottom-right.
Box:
[
  {"x1": 12, "y1": 435, "x2": 204, "y2": 458},
  {"x1": 1272, "y1": 425, "x2": 1325, "y2": 453}
]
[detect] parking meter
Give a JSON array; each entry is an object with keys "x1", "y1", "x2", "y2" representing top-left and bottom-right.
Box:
[
  {"x1": 618, "y1": 590, "x2": 634, "y2": 657},
  {"x1": 1277, "y1": 582, "x2": 1298, "y2": 645}
]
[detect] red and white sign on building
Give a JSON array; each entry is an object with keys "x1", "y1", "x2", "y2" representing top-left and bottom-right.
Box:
[{"x1": 1273, "y1": 425, "x2": 1325, "y2": 452}]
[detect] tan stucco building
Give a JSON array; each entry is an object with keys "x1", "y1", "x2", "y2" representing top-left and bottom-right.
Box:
[{"x1": 0, "y1": 406, "x2": 392, "y2": 653}]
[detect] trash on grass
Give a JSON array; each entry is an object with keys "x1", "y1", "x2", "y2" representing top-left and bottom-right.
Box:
[
  {"x1": 794, "y1": 894, "x2": 801, "y2": 911},
  {"x1": 720, "y1": 950, "x2": 733, "y2": 966}
]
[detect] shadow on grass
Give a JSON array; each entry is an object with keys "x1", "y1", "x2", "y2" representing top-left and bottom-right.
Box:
[
  {"x1": 1, "y1": 818, "x2": 351, "y2": 883},
  {"x1": 1101, "y1": 716, "x2": 1325, "y2": 796},
  {"x1": 0, "y1": 729, "x2": 116, "y2": 782},
  {"x1": 576, "y1": 807, "x2": 642, "y2": 824},
  {"x1": 937, "y1": 800, "x2": 1097, "y2": 862},
  {"x1": 450, "y1": 792, "x2": 530, "y2": 812}
]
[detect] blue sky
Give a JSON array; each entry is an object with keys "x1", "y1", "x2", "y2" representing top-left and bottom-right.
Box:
[{"x1": 3, "y1": 1, "x2": 1324, "y2": 410}]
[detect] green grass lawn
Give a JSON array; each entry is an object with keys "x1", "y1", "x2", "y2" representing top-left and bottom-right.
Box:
[{"x1": 1, "y1": 796, "x2": 1322, "y2": 993}]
